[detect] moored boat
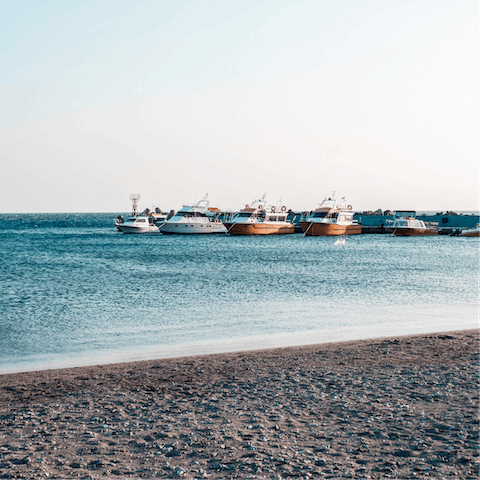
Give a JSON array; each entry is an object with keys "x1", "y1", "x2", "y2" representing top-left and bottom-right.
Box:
[
  {"x1": 224, "y1": 196, "x2": 295, "y2": 235},
  {"x1": 114, "y1": 194, "x2": 169, "y2": 231},
  {"x1": 389, "y1": 211, "x2": 438, "y2": 236},
  {"x1": 114, "y1": 215, "x2": 125, "y2": 230},
  {"x1": 458, "y1": 224, "x2": 479, "y2": 237},
  {"x1": 300, "y1": 194, "x2": 361, "y2": 236},
  {"x1": 143, "y1": 207, "x2": 169, "y2": 227},
  {"x1": 159, "y1": 195, "x2": 227, "y2": 235},
  {"x1": 115, "y1": 194, "x2": 142, "y2": 230},
  {"x1": 117, "y1": 216, "x2": 160, "y2": 234}
]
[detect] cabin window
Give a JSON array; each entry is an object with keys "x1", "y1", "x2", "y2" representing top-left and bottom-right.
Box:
[
  {"x1": 313, "y1": 212, "x2": 328, "y2": 218},
  {"x1": 235, "y1": 212, "x2": 252, "y2": 219},
  {"x1": 176, "y1": 211, "x2": 207, "y2": 218}
]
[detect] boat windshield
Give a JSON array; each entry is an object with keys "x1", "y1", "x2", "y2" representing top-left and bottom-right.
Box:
[
  {"x1": 396, "y1": 218, "x2": 424, "y2": 228},
  {"x1": 174, "y1": 211, "x2": 207, "y2": 218},
  {"x1": 312, "y1": 211, "x2": 328, "y2": 218},
  {"x1": 235, "y1": 212, "x2": 253, "y2": 219}
]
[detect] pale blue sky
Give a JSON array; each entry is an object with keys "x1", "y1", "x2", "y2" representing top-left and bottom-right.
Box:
[{"x1": 0, "y1": 0, "x2": 477, "y2": 212}]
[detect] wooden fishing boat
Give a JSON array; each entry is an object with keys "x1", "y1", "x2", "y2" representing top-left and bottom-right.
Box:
[
  {"x1": 224, "y1": 196, "x2": 295, "y2": 235},
  {"x1": 300, "y1": 194, "x2": 361, "y2": 236},
  {"x1": 389, "y1": 211, "x2": 438, "y2": 236},
  {"x1": 458, "y1": 224, "x2": 479, "y2": 237}
]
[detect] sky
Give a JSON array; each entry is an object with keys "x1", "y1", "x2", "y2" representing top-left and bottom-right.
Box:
[{"x1": 0, "y1": 0, "x2": 477, "y2": 213}]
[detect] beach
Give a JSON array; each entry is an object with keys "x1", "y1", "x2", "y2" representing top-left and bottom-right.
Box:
[{"x1": 0, "y1": 329, "x2": 478, "y2": 479}]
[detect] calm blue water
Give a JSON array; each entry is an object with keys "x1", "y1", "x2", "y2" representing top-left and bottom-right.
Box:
[{"x1": 0, "y1": 213, "x2": 477, "y2": 373}]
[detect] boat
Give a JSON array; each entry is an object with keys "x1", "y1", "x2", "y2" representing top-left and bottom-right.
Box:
[
  {"x1": 115, "y1": 208, "x2": 168, "y2": 229},
  {"x1": 388, "y1": 211, "x2": 438, "y2": 236},
  {"x1": 159, "y1": 195, "x2": 227, "y2": 235},
  {"x1": 115, "y1": 194, "x2": 141, "y2": 230},
  {"x1": 142, "y1": 207, "x2": 169, "y2": 227},
  {"x1": 458, "y1": 224, "x2": 479, "y2": 237},
  {"x1": 114, "y1": 215, "x2": 126, "y2": 229},
  {"x1": 300, "y1": 194, "x2": 362, "y2": 236},
  {"x1": 117, "y1": 216, "x2": 160, "y2": 234},
  {"x1": 223, "y1": 195, "x2": 295, "y2": 235},
  {"x1": 114, "y1": 194, "x2": 169, "y2": 231}
]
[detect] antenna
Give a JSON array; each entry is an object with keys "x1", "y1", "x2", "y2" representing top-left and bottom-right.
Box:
[{"x1": 130, "y1": 194, "x2": 140, "y2": 216}]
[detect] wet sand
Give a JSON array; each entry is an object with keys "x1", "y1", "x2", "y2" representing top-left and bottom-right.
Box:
[{"x1": 0, "y1": 329, "x2": 478, "y2": 479}]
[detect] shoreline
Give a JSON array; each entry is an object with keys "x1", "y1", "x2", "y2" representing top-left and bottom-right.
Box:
[
  {"x1": 2, "y1": 323, "x2": 477, "y2": 376},
  {"x1": 1, "y1": 329, "x2": 478, "y2": 479},
  {"x1": 1, "y1": 328, "x2": 477, "y2": 396}
]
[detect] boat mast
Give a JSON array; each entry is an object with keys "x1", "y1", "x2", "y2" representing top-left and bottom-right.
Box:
[{"x1": 130, "y1": 194, "x2": 140, "y2": 217}]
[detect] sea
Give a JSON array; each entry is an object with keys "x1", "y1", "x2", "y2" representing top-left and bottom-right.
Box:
[{"x1": 0, "y1": 212, "x2": 478, "y2": 374}]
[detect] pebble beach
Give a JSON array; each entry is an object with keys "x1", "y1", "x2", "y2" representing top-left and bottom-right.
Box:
[{"x1": 0, "y1": 329, "x2": 478, "y2": 479}]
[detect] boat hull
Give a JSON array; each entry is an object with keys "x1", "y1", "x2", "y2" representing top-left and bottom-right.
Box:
[
  {"x1": 459, "y1": 230, "x2": 479, "y2": 237},
  {"x1": 224, "y1": 223, "x2": 295, "y2": 235},
  {"x1": 160, "y1": 222, "x2": 227, "y2": 235},
  {"x1": 300, "y1": 222, "x2": 362, "y2": 236},
  {"x1": 117, "y1": 225, "x2": 159, "y2": 234},
  {"x1": 393, "y1": 228, "x2": 438, "y2": 236}
]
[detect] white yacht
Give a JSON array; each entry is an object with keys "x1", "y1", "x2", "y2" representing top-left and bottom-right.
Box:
[
  {"x1": 117, "y1": 216, "x2": 160, "y2": 234},
  {"x1": 114, "y1": 194, "x2": 167, "y2": 231},
  {"x1": 160, "y1": 196, "x2": 227, "y2": 235}
]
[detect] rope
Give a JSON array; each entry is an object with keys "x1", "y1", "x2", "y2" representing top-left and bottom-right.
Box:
[
  {"x1": 226, "y1": 223, "x2": 237, "y2": 234},
  {"x1": 303, "y1": 222, "x2": 314, "y2": 236}
]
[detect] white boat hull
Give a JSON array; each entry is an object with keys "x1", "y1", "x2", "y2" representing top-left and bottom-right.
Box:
[
  {"x1": 118, "y1": 225, "x2": 159, "y2": 234},
  {"x1": 160, "y1": 222, "x2": 226, "y2": 234},
  {"x1": 459, "y1": 224, "x2": 479, "y2": 237}
]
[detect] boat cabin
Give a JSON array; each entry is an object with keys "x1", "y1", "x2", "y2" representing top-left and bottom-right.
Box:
[
  {"x1": 234, "y1": 210, "x2": 265, "y2": 221},
  {"x1": 395, "y1": 218, "x2": 425, "y2": 229},
  {"x1": 173, "y1": 210, "x2": 208, "y2": 218},
  {"x1": 124, "y1": 216, "x2": 153, "y2": 225},
  {"x1": 312, "y1": 210, "x2": 338, "y2": 219},
  {"x1": 265, "y1": 214, "x2": 288, "y2": 222}
]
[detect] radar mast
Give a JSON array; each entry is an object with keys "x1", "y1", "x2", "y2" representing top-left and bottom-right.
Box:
[{"x1": 130, "y1": 194, "x2": 140, "y2": 217}]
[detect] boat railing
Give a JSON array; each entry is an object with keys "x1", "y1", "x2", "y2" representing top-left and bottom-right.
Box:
[
  {"x1": 217, "y1": 211, "x2": 236, "y2": 223},
  {"x1": 220, "y1": 211, "x2": 233, "y2": 223},
  {"x1": 299, "y1": 211, "x2": 311, "y2": 222}
]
